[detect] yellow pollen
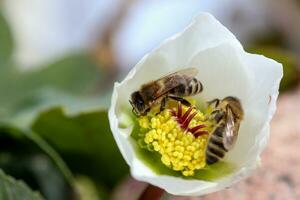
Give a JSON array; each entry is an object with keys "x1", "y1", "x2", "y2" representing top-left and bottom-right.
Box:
[{"x1": 137, "y1": 102, "x2": 213, "y2": 177}]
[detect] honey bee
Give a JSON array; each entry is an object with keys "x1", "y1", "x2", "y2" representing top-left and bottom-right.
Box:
[
  {"x1": 129, "y1": 68, "x2": 203, "y2": 116},
  {"x1": 205, "y1": 96, "x2": 244, "y2": 165}
]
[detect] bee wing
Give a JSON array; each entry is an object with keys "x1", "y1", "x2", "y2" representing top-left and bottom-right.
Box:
[
  {"x1": 162, "y1": 67, "x2": 199, "y2": 79},
  {"x1": 152, "y1": 67, "x2": 199, "y2": 98},
  {"x1": 223, "y1": 106, "x2": 239, "y2": 150}
]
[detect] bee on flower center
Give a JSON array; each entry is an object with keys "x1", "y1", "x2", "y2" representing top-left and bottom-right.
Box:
[
  {"x1": 205, "y1": 97, "x2": 244, "y2": 165},
  {"x1": 129, "y1": 68, "x2": 203, "y2": 116}
]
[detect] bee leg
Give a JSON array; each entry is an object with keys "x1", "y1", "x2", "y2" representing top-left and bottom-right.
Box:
[
  {"x1": 207, "y1": 109, "x2": 224, "y2": 122},
  {"x1": 204, "y1": 110, "x2": 216, "y2": 121},
  {"x1": 156, "y1": 97, "x2": 167, "y2": 115},
  {"x1": 207, "y1": 98, "x2": 220, "y2": 108},
  {"x1": 168, "y1": 96, "x2": 191, "y2": 107}
]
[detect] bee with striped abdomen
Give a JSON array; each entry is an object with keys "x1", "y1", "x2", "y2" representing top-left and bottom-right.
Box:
[
  {"x1": 205, "y1": 96, "x2": 244, "y2": 165},
  {"x1": 129, "y1": 68, "x2": 203, "y2": 116}
]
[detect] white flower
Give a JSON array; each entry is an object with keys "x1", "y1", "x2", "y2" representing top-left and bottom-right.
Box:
[{"x1": 109, "y1": 13, "x2": 282, "y2": 196}]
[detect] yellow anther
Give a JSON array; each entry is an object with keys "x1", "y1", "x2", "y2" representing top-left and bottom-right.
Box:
[
  {"x1": 166, "y1": 147, "x2": 173, "y2": 153},
  {"x1": 137, "y1": 101, "x2": 213, "y2": 176},
  {"x1": 183, "y1": 170, "x2": 194, "y2": 177},
  {"x1": 177, "y1": 152, "x2": 184, "y2": 159},
  {"x1": 161, "y1": 155, "x2": 171, "y2": 166},
  {"x1": 183, "y1": 155, "x2": 191, "y2": 161},
  {"x1": 187, "y1": 145, "x2": 195, "y2": 152}
]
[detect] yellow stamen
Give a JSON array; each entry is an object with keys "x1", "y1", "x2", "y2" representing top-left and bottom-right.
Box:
[{"x1": 137, "y1": 102, "x2": 213, "y2": 176}]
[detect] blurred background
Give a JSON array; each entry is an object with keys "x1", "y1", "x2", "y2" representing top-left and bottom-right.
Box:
[{"x1": 0, "y1": 0, "x2": 300, "y2": 199}]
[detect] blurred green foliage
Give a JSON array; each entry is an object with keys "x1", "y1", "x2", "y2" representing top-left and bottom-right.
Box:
[
  {"x1": 0, "y1": 9, "x2": 128, "y2": 200},
  {"x1": 0, "y1": 126, "x2": 73, "y2": 200},
  {"x1": 0, "y1": 169, "x2": 43, "y2": 200},
  {"x1": 0, "y1": 54, "x2": 110, "y2": 128},
  {"x1": 0, "y1": 12, "x2": 13, "y2": 64},
  {"x1": 32, "y1": 108, "x2": 128, "y2": 190}
]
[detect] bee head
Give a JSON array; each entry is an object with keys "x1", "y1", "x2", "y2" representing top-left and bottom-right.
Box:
[{"x1": 130, "y1": 91, "x2": 149, "y2": 116}]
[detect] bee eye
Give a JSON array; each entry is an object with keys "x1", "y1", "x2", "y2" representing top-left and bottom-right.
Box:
[
  {"x1": 137, "y1": 98, "x2": 143, "y2": 104},
  {"x1": 130, "y1": 92, "x2": 145, "y2": 113},
  {"x1": 135, "y1": 99, "x2": 144, "y2": 111},
  {"x1": 137, "y1": 101, "x2": 143, "y2": 108}
]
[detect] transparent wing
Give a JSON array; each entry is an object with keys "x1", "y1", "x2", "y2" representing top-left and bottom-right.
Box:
[
  {"x1": 223, "y1": 106, "x2": 239, "y2": 150},
  {"x1": 151, "y1": 67, "x2": 199, "y2": 98},
  {"x1": 158, "y1": 67, "x2": 198, "y2": 81}
]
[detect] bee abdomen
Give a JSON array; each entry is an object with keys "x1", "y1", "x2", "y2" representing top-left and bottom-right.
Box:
[
  {"x1": 207, "y1": 143, "x2": 226, "y2": 158},
  {"x1": 206, "y1": 152, "x2": 219, "y2": 165},
  {"x1": 187, "y1": 78, "x2": 203, "y2": 96},
  {"x1": 206, "y1": 125, "x2": 228, "y2": 165}
]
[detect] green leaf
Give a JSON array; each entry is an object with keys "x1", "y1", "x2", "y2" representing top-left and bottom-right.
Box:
[
  {"x1": 0, "y1": 11, "x2": 110, "y2": 124},
  {"x1": 0, "y1": 52, "x2": 104, "y2": 199},
  {"x1": 0, "y1": 125, "x2": 75, "y2": 200},
  {"x1": 31, "y1": 108, "x2": 129, "y2": 189},
  {"x1": 0, "y1": 8, "x2": 122, "y2": 198},
  {"x1": 0, "y1": 11, "x2": 13, "y2": 63},
  {"x1": 0, "y1": 53, "x2": 110, "y2": 128},
  {"x1": 0, "y1": 169, "x2": 44, "y2": 200},
  {"x1": 0, "y1": 10, "x2": 110, "y2": 126}
]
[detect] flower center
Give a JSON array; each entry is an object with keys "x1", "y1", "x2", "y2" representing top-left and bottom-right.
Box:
[{"x1": 137, "y1": 100, "x2": 214, "y2": 176}]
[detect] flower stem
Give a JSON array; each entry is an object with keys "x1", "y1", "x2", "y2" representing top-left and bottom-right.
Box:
[{"x1": 138, "y1": 184, "x2": 165, "y2": 200}]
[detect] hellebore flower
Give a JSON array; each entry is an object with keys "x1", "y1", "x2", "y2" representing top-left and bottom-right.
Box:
[{"x1": 109, "y1": 13, "x2": 283, "y2": 196}]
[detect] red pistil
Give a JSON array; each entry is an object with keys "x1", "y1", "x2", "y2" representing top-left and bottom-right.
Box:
[
  {"x1": 177, "y1": 102, "x2": 182, "y2": 118},
  {"x1": 182, "y1": 111, "x2": 197, "y2": 129},
  {"x1": 170, "y1": 102, "x2": 208, "y2": 138},
  {"x1": 180, "y1": 106, "x2": 193, "y2": 123},
  {"x1": 194, "y1": 131, "x2": 208, "y2": 138},
  {"x1": 189, "y1": 124, "x2": 206, "y2": 133}
]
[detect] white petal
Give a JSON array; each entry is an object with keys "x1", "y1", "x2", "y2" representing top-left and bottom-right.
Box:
[
  {"x1": 109, "y1": 82, "x2": 135, "y2": 165},
  {"x1": 109, "y1": 13, "x2": 282, "y2": 196},
  {"x1": 187, "y1": 43, "x2": 252, "y2": 102},
  {"x1": 130, "y1": 157, "x2": 258, "y2": 196},
  {"x1": 155, "y1": 13, "x2": 243, "y2": 68},
  {"x1": 226, "y1": 53, "x2": 283, "y2": 165},
  {"x1": 243, "y1": 53, "x2": 283, "y2": 122},
  {"x1": 131, "y1": 158, "x2": 217, "y2": 196}
]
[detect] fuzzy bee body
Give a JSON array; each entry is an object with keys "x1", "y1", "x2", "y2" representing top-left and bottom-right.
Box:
[
  {"x1": 170, "y1": 77, "x2": 202, "y2": 97},
  {"x1": 206, "y1": 123, "x2": 229, "y2": 164},
  {"x1": 130, "y1": 68, "x2": 203, "y2": 116},
  {"x1": 205, "y1": 97, "x2": 244, "y2": 165}
]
